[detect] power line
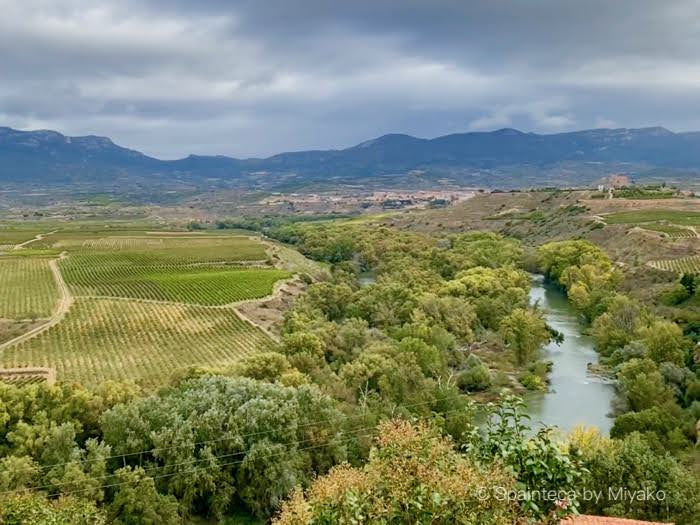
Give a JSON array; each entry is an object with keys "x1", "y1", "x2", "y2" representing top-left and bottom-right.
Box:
[
  {"x1": 3, "y1": 390, "x2": 470, "y2": 476},
  {"x1": 3, "y1": 411, "x2": 449, "y2": 499}
]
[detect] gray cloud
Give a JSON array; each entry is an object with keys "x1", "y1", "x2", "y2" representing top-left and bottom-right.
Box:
[{"x1": 1, "y1": 0, "x2": 699, "y2": 158}]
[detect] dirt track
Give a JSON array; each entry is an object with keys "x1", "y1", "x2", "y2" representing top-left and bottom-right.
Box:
[
  {"x1": 13, "y1": 230, "x2": 58, "y2": 250},
  {"x1": 0, "y1": 252, "x2": 73, "y2": 350}
]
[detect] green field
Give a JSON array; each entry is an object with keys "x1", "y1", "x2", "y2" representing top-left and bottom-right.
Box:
[
  {"x1": 0, "y1": 297, "x2": 272, "y2": 388},
  {"x1": 62, "y1": 258, "x2": 290, "y2": 304},
  {"x1": 0, "y1": 228, "x2": 295, "y2": 386},
  {"x1": 0, "y1": 257, "x2": 58, "y2": 318},
  {"x1": 56, "y1": 234, "x2": 289, "y2": 304},
  {"x1": 0, "y1": 230, "x2": 43, "y2": 248},
  {"x1": 38, "y1": 233, "x2": 268, "y2": 260},
  {"x1": 640, "y1": 224, "x2": 697, "y2": 238},
  {"x1": 602, "y1": 209, "x2": 700, "y2": 226}
]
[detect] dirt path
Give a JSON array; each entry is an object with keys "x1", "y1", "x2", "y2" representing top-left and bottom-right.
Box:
[
  {"x1": 0, "y1": 252, "x2": 73, "y2": 350},
  {"x1": 13, "y1": 230, "x2": 58, "y2": 250}
]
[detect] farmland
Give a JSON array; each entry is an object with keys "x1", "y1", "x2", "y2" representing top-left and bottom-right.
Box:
[
  {"x1": 640, "y1": 223, "x2": 697, "y2": 238},
  {"x1": 649, "y1": 255, "x2": 700, "y2": 273},
  {"x1": 0, "y1": 257, "x2": 58, "y2": 318},
  {"x1": 0, "y1": 297, "x2": 272, "y2": 388},
  {"x1": 602, "y1": 209, "x2": 700, "y2": 226},
  {"x1": 0, "y1": 226, "x2": 297, "y2": 387},
  {"x1": 61, "y1": 254, "x2": 290, "y2": 304}
]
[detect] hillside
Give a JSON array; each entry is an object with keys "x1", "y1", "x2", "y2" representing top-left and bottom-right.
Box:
[{"x1": 2, "y1": 126, "x2": 700, "y2": 196}]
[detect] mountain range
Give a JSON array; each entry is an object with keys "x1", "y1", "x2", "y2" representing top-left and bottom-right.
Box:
[{"x1": 1, "y1": 125, "x2": 699, "y2": 196}]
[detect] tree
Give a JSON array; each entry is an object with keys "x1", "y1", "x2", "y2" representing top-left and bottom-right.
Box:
[
  {"x1": 591, "y1": 295, "x2": 644, "y2": 355},
  {"x1": 0, "y1": 494, "x2": 106, "y2": 524},
  {"x1": 274, "y1": 420, "x2": 527, "y2": 525},
  {"x1": 100, "y1": 377, "x2": 347, "y2": 520},
  {"x1": 570, "y1": 430, "x2": 700, "y2": 524},
  {"x1": 466, "y1": 395, "x2": 585, "y2": 519},
  {"x1": 638, "y1": 320, "x2": 687, "y2": 366},
  {"x1": 499, "y1": 308, "x2": 551, "y2": 365},
  {"x1": 617, "y1": 359, "x2": 675, "y2": 412},
  {"x1": 680, "y1": 273, "x2": 696, "y2": 296},
  {"x1": 108, "y1": 467, "x2": 180, "y2": 525}
]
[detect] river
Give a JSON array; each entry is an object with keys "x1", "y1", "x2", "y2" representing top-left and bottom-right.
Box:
[{"x1": 526, "y1": 275, "x2": 615, "y2": 435}]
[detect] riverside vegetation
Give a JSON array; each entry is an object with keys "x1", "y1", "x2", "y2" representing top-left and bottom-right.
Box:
[{"x1": 0, "y1": 219, "x2": 698, "y2": 523}]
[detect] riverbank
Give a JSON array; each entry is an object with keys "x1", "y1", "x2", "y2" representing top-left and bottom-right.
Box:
[{"x1": 526, "y1": 275, "x2": 615, "y2": 434}]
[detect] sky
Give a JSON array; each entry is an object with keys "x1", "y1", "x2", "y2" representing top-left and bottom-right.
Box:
[{"x1": 1, "y1": 0, "x2": 699, "y2": 159}]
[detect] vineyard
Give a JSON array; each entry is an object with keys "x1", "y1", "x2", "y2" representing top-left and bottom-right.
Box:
[
  {"x1": 649, "y1": 255, "x2": 700, "y2": 273},
  {"x1": 0, "y1": 257, "x2": 58, "y2": 318},
  {"x1": 0, "y1": 298, "x2": 273, "y2": 388},
  {"x1": 38, "y1": 232, "x2": 266, "y2": 258},
  {"x1": 0, "y1": 228, "x2": 301, "y2": 387},
  {"x1": 641, "y1": 224, "x2": 697, "y2": 238},
  {"x1": 603, "y1": 209, "x2": 700, "y2": 226},
  {"x1": 61, "y1": 257, "x2": 291, "y2": 305}
]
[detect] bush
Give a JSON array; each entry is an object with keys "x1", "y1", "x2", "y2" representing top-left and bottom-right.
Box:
[
  {"x1": 519, "y1": 372, "x2": 546, "y2": 391},
  {"x1": 274, "y1": 420, "x2": 527, "y2": 524},
  {"x1": 457, "y1": 363, "x2": 492, "y2": 392}
]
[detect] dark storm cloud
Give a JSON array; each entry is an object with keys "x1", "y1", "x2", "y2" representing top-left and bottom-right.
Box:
[{"x1": 1, "y1": 0, "x2": 699, "y2": 158}]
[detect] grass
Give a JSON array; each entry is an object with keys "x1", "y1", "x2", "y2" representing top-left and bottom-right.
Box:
[
  {"x1": 0, "y1": 230, "x2": 44, "y2": 249},
  {"x1": 602, "y1": 210, "x2": 700, "y2": 226},
  {"x1": 0, "y1": 257, "x2": 58, "y2": 318},
  {"x1": 0, "y1": 298, "x2": 273, "y2": 388}
]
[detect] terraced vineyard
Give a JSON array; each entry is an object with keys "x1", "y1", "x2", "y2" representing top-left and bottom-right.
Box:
[
  {"x1": 649, "y1": 255, "x2": 700, "y2": 273},
  {"x1": 0, "y1": 298, "x2": 273, "y2": 388},
  {"x1": 0, "y1": 257, "x2": 58, "y2": 318},
  {"x1": 641, "y1": 224, "x2": 697, "y2": 238}
]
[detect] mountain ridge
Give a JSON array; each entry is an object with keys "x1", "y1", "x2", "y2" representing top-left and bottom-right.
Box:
[{"x1": 1, "y1": 125, "x2": 699, "y2": 192}]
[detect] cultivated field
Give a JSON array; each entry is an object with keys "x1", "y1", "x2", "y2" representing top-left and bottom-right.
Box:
[
  {"x1": 640, "y1": 224, "x2": 697, "y2": 238},
  {"x1": 0, "y1": 226, "x2": 297, "y2": 387},
  {"x1": 649, "y1": 255, "x2": 700, "y2": 273},
  {"x1": 61, "y1": 254, "x2": 290, "y2": 305},
  {"x1": 602, "y1": 209, "x2": 700, "y2": 226},
  {"x1": 0, "y1": 257, "x2": 58, "y2": 318},
  {"x1": 0, "y1": 297, "x2": 272, "y2": 388}
]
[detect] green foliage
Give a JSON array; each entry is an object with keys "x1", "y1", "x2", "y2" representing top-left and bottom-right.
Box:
[
  {"x1": 637, "y1": 320, "x2": 687, "y2": 366},
  {"x1": 591, "y1": 295, "x2": 644, "y2": 355},
  {"x1": 499, "y1": 308, "x2": 551, "y2": 365},
  {"x1": 537, "y1": 240, "x2": 611, "y2": 282},
  {"x1": 465, "y1": 396, "x2": 584, "y2": 519},
  {"x1": 108, "y1": 467, "x2": 180, "y2": 524},
  {"x1": 0, "y1": 493, "x2": 106, "y2": 524},
  {"x1": 617, "y1": 359, "x2": 675, "y2": 412},
  {"x1": 680, "y1": 272, "x2": 697, "y2": 295},
  {"x1": 275, "y1": 420, "x2": 528, "y2": 525},
  {"x1": 100, "y1": 376, "x2": 346, "y2": 520},
  {"x1": 457, "y1": 362, "x2": 492, "y2": 392},
  {"x1": 570, "y1": 430, "x2": 700, "y2": 524}
]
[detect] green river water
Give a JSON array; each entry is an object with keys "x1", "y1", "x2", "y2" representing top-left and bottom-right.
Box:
[{"x1": 527, "y1": 275, "x2": 615, "y2": 435}]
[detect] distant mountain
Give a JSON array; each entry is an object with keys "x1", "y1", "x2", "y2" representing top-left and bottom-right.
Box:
[{"x1": 1, "y1": 125, "x2": 699, "y2": 195}]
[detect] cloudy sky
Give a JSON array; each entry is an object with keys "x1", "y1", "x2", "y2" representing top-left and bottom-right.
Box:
[{"x1": 2, "y1": 0, "x2": 699, "y2": 158}]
